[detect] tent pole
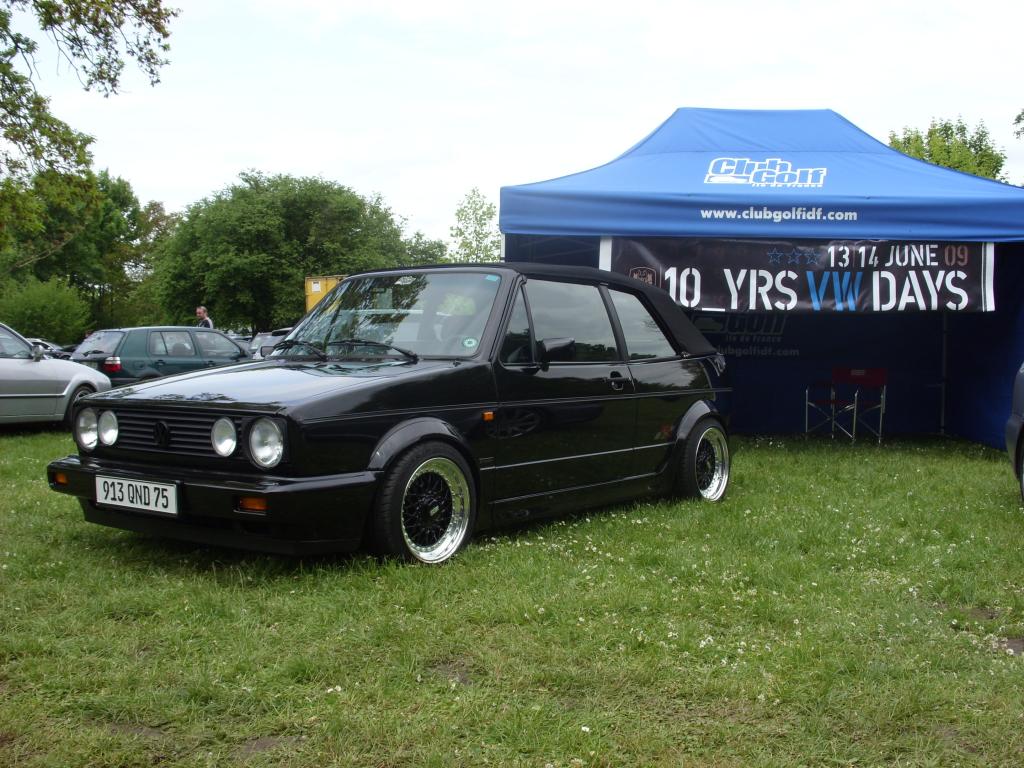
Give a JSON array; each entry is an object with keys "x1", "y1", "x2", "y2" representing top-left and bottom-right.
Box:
[
  {"x1": 940, "y1": 312, "x2": 948, "y2": 436},
  {"x1": 599, "y1": 237, "x2": 612, "y2": 271}
]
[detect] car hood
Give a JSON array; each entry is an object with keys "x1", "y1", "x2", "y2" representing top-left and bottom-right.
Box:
[{"x1": 89, "y1": 358, "x2": 460, "y2": 411}]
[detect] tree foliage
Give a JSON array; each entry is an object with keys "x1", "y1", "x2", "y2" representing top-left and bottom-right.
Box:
[
  {"x1": 0, "y1": 0, "x2": 177, "y2": 181},
  {"x1": 153, "y1": 173, "x2": 441, "y2": 333},
  {"x1": 0, "y1": 275, "x2": 89, "y2": 342},
  {"x1": 449, "y1": 187, "x2": 500, "y2": 263},
  {"x1": 1, "y1": 169, "x2": 164, "y2": 330},
  {"x1": 888, "y1": 118, "x2": 1006, "y2": 180}
]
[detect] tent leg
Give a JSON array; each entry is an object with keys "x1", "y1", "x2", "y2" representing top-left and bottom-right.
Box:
[
  {"x1": 940, "y1": 312, "x2": 948, "y2": 436},
  {"x1": 599, "y1": 237, "x2": 612, "y2": 271}
]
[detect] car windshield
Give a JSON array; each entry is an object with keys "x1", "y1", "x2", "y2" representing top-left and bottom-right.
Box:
[
  {"x1": 281, "y1": 271, "x2": 503, "y2": 360},
  {"x1": 74, "y1": 330, "x2": 124, "y2": 356}
]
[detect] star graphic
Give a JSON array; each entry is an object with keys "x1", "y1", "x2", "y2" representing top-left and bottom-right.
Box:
[
  {"x1": 787, "y1": 251, "x2": 803, "y2": 265},
  {"x1": 767, "y1": 248, "x2": 783, "y2": 265},
  {"x1": 803, "y1": 250, "x2": 819, "y2": 266}
]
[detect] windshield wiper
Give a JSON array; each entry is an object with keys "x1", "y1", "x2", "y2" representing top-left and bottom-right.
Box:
[
  {"x1": 270, "y1": 339, "x2": 326, "y2": 360},
  {"x1": 326, "y1": 338, "x2": 418, "y2": 362}
]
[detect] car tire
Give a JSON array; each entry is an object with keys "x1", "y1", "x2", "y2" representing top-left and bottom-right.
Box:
[
  {"x1": 370, "y1": 441, "x2": 476, "y2": 564},
  {"x1": 677, "y1": 418, "x2": 730, "y2": 502},
  {"x1": 63, "y1": 385, "x2": 93, "y2": 428}
]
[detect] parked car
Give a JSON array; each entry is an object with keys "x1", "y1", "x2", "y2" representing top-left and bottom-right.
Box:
[
  {"x1": 1006, "y1": 363, "x2": 1024, "y2": 498},
  {"x1": 70, "y1": 326, "x2": 250, "y2": 386},
  {"x1": 47, "y1": 264, "x2": 731, "y2": 563},
  {"x1": 27, "y1": 338, "x2": 72, "y2": 359},
  {"x1": 0, "y1": 322, "x2": 111, "y2": 425},
  {"x1": 249, "y1": 327, "x2": 292, "y2": 359}
]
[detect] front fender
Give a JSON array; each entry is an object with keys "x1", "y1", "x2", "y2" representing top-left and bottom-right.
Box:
[{"x1": 368, "y1": 417, "x2": 473, "y2": 472}]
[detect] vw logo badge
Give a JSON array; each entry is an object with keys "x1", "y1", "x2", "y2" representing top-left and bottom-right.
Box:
[{"x1": 153, "y1": 420, "x2": 171, "y2": 448}]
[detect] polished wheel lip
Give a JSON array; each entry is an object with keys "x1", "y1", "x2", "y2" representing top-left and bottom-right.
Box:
[
  {"x1": 401, "y1": 456, "x2": 470, "y2": 563},
  {"x1": 694, "y1": 426, "x2": 730, "y2": 501}
]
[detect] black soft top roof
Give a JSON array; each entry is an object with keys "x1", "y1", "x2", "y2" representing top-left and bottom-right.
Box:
[{"x1": 357, "y1": 261, "x2": 718, "y2": 358}]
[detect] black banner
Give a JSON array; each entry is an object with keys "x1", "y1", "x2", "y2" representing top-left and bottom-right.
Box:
[{"x1": 609, "y1": 238, "x2": 995, "y2": 312}]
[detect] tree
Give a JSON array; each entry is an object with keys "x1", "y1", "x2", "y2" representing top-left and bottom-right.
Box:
[
  {"x1": 888, "y1": 118, "x2": 1006, "y2": 180},
  {"x1": 0, "y1": 1, "x2": 177, "y2": 181},
  {"x1": 0, "y1": 169, "x2": 166, "y2": 330},
  {"x1": 154, "y1": 173, "x2": 422, "y2": 333},
  {"x1": 402, "y1": 231, "x2": 448, "y2": 266},
  {"x1": 449, "y1": 187, "x2": 501, "y2": 263},
  {"x1": 0, "y1": 275, "x2": 88, "y2": 342}
]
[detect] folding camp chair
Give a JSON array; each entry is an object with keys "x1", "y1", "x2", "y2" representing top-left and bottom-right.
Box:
[{"x1": 805, "y1": 367, "x2": 887, "y2": 443}]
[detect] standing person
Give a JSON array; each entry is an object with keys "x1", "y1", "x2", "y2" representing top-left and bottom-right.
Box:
[{"x1": 195, "y1": 306, "x2": 214, "y2": 329}]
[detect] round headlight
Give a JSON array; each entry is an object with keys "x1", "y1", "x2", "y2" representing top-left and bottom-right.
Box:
[
  {"x1": 76, "y1": 408, "x2": 98, "y2": 451},
  {"x1": 248, "y1": 418, "x2": 284, "y2": 468},
  {"x1": 211, "y1": 417, "x2": 237, "y2": 457},
  {"x1": 98, "y1": 410, "x2": 119, "y2": 446}
]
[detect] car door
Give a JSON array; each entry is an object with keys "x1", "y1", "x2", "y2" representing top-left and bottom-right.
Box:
[
  {"x1": 194, "y1": 330, "x2": 249, "y2": 369},
  {"x1": 0, "y1": 326, "x2": 62, "y2": 418},
  {"x1": 149, "y1": 330, "x2": 206, "y2": 377},
  {"x1": 607, "y1": 288, "x2": 707, "y2": 474},
  {"x1": 492, "y1": 279, "x2": 637, "y2": 501}
]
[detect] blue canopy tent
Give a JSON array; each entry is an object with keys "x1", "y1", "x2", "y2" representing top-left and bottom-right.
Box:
[{"x1": 499, "y1": 108, "x2": 1024, "y2": 447}]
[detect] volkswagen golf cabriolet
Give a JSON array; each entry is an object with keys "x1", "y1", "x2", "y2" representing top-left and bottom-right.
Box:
[{"x1": 48, "y1": 263, "x2": 732, "y2": 564}]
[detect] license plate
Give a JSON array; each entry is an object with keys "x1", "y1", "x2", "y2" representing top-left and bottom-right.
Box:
[{"x1": 95, "y1": 476, "x2": 178, "y2": 516}]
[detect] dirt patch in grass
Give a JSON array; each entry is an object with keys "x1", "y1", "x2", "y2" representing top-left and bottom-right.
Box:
[
  {"x1": 967, "y1": 607, "x2": 1000, "y2": 621},
  {"x1": 428, "y1": 657, "x2": 473, "y2": 687},
  {"x1": 935, "y1": 725, "x2": 980, "y2": 755},
  {"x1": 0, "y1": 732, "x2": 16, "y2": 748},
  {"x1": 234, "y1": 736, "x2": 302, "y2": 757},
  {"x1": 999, "y1": 637, "x2": 1024, "y2": 656}
]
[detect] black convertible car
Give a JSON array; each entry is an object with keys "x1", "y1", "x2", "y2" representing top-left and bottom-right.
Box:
[{"x1": 48, "y1": 263, "x2": 732, "y2": 564}]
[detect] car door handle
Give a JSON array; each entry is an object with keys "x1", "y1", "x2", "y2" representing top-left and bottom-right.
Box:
[
  {"x1": 154, "y1": 360, "x2": 165, "y2": 367},
  {"x1": 608, "y1": 370, "x2": 626, "y2": 390}
]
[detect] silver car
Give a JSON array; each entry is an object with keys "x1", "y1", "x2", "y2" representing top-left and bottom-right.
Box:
[{"x1": 0, "y1": 322, "x2": 111, "y2": 425}]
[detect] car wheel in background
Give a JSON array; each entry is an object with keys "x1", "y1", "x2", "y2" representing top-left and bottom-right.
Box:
[
  {"x1": 678, "y1": 418, "x2": 730, "y2": 502},
  {"x1": 63, "y1": 385, "x2": 93, "y2": 428},
  {"x1": 371, "y1": 441, "x2": 476, "y2": 564}
]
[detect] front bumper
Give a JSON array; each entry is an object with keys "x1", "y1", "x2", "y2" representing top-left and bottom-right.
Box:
[{"x1": 47, "y1": 454, "x2": 379, "y2": 555}]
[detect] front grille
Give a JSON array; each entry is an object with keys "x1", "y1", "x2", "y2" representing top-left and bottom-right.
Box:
[{"x1": 115, "y1": 410, "x2": 235, "y2": 456}]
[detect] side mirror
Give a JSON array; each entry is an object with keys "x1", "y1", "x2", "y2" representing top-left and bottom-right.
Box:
[
  {"x1": 260, "y1": 345, "x2": 276, "y2": 357},
  {"x1": 538, "y1": 337, "x2": 575, "y2": 364},
  {"x1": 30, "y1": 344, "x2": 45, "y2": 362}
]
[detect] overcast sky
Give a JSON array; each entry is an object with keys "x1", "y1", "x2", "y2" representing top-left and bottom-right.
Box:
[{"x1": 31, "y1": 0, "x2": 1024, "y2": 242}]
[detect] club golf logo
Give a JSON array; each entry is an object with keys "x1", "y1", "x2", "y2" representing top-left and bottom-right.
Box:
[{"x1": 705, "y1": 157, "x2": 827, "y2": 188}]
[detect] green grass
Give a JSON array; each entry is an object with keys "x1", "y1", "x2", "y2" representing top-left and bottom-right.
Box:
[{"x1": 2, "y1": 429, "x2": 1024, "y2": 766}]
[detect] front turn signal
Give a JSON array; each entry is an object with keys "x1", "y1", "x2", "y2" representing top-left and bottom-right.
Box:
[{"x1": 238, "y1": 496, "x2": 268, "y2": 513}]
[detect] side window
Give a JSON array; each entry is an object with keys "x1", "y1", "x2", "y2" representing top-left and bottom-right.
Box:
[
  {"x1": 609, "y1": 291, "x2": 677, "y2": 360},
  {"x1": 148, "y1": 332, "x2": 168, "y2": 356},
  {"x1": 524, "y1": 280, "x2": 618, "y2": 363},
  {"x1": 164, "y1": 331, "x2": 195, "y2": 357},
  {"x1": 500, "y1": 288, "x2": 533, "y2": 364},
  {"x1": 0, "y1": 327, "x2": 30, "y2": 358},
  {"x1": 196, "y1": 331, "x2": 242, "y2": 358}
]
